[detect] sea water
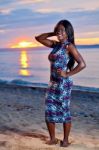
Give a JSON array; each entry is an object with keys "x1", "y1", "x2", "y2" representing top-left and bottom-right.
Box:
[{"x1": 0, "y1": 46, "x2": 99, "y2": 88}]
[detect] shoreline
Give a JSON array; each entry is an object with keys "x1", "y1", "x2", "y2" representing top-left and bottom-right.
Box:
[{"x1": 0, "y1": 79, "x2": 99, "y2": 93}]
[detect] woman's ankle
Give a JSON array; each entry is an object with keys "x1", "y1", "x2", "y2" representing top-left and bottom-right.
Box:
[
  {"x1": 63, "y1": 138, "x2": 69, "y2": 143},
  {"x1": 50, "y1": 137, "x2": 57, "y2": 141}
]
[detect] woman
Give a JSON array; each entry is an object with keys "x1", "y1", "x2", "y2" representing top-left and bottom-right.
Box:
[{"x1": 35, "y1": 20, "x2": 86, "y2": 147}]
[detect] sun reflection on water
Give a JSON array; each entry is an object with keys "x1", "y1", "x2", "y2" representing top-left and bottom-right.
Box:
[{"x1": 19, "y1": 50, "x2": 31, "y2": 76}]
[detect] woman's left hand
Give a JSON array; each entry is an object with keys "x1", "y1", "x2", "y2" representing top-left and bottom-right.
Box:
[{"x1": 57, "y1": 69, "x2": 68, "y2": 77}]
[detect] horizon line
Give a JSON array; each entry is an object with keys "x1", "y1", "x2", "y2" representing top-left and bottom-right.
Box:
[{"x1": 0, "y1": 43, "x2": 99, "y2": 49}]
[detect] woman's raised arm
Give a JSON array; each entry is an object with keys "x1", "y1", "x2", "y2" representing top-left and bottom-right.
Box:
[{"x1": 35, "y1": 32, "x2": 57, "y2": 48}]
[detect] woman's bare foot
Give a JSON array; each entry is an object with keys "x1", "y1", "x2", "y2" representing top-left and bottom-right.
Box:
[
  {"x1": 45, "y1": 138, "x2": 59, "y2": 145},
  {"x1": 60, "y1": 140, "x2": 71, "y2": 147}
]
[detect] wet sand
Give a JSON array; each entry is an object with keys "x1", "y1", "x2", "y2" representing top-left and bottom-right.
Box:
[{"x1": 0, "y1": 83, "x2": 99, "y2": 150}]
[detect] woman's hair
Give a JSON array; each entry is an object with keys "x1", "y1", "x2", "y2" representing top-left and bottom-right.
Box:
[{"x1": 54, "y1": 19, "x2": 75, "y2": 71}]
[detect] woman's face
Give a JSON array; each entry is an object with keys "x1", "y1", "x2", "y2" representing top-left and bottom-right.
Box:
[{"x1": 55, "y1": 24, "x2": 68, "y2": 43}]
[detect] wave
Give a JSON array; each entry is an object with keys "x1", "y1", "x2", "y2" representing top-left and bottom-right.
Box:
[
  {"x1": 0, "y1": 79, "x2": 48, "y2": 88},
  {"x1": 0, "y1": 79, "x2": 99, "y2": 93}
]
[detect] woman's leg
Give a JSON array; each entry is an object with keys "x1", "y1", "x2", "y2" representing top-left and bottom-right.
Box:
[
  {"x1": 63, "y1": 122, "x2": 71, "y2": 142},
  {"x1": 60, "y1": 122, "x2": 71, "y2": 146},
  {"x1": 46, "y1": 121, "x2": 56, "y2": 141}
]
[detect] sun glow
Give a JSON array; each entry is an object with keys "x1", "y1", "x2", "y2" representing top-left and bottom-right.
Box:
[
  {"x1": 11, "y1": 38, "x2": 99, "y2": 49},
  {"x1": 11, "y1": 41, "x2": 41, "y2": 48}
]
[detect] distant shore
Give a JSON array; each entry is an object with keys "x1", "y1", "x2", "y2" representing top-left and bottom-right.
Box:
[{"x1": 0, "y1": 83, "x2": 99, "y2": 150}]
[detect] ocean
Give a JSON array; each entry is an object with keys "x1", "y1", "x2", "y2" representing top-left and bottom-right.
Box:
[{"x1": 0, "y1": 46, "x2": 99, "y2": 88}]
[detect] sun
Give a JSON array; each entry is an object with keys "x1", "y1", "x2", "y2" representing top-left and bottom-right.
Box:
[
  {"x1": 19, "y1": 41, "x2": 31, "y2": 48},
  {"x1": 11, "y1": 41, "x2": 41, "y2": 48}
]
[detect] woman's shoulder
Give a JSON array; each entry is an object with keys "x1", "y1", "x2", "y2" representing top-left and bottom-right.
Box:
[
  {"x1": 52, "y1": 41, "x2": 60, "y2": 48},
  {"x1": 66, "y1": 42, "x2": 76, "y2": 50},
  {"x1": 65, "y1": 42, "x2": 76, "y2": 55}
]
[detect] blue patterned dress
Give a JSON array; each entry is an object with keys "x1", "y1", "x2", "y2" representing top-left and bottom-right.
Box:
[{"x1": 45, "y1": 41, "x2": 73, "y2": 123}]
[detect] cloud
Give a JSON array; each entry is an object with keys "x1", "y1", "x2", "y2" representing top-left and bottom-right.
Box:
[
  {"x1": 19, "y1": 0, "x2": 47, "y2": 4},
  {"x1": 0, "y1": 29, "x2": 6, "y2": 33},
  {"x1": 0, "y1": 8, "x2": 61, "y2": 30},
  {"x1": 0, "y1": 0, "x2": 14, "y2": 6},
  {"x1": 0, "y1": 8, "x2": 99, "y2": 32},
  {"x1": 1, "y1": 0, "x2": 99, "y2": 15},
  {"x1": 0, "y1": 0, "x2": 99, "y2": 47},
  {"x1": 0, "y1": 0, "x2": 48, "y2": 11}
]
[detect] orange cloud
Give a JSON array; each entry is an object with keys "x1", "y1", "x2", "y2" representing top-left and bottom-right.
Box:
[{"x1": 76, "y1": 38, "x2": 99, "y2": 45}]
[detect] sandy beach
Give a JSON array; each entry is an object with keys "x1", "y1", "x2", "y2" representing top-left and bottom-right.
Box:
[{"x1": 0, "y1": 83, "x2": 99, "y2": 150}]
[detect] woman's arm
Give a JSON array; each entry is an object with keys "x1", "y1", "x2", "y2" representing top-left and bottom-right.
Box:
[
  {"x1": 35, "y1": 32, "x2": 57, "y2": 48},
  {"x1": 57, "y1": 43, "x2": 86, "y2": 77}
]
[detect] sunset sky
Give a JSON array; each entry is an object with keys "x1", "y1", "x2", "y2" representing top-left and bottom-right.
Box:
[{"x1": 0, "y1": 0, "x2": 99, "y2": 48}]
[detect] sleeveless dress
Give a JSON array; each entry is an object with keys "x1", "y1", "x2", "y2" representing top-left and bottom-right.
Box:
[{"x1": 45, "y1": 41, "x2": 73, "y2": 123}]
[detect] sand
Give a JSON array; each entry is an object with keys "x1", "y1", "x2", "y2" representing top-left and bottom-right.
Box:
[{"x1": 0, "y1": 83, "x2": 99, "y2": 150}]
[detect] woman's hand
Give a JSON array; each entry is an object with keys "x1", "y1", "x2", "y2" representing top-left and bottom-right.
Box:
[{"x1": 57, "y1": 69, "x2": 68, "y2": 78}]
